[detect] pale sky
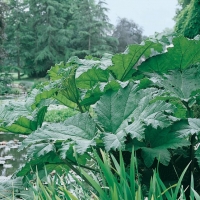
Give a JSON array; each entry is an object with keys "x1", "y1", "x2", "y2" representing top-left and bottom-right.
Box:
[{"x1": 105, "y1": 0, "x2": 178, "y2": 36}]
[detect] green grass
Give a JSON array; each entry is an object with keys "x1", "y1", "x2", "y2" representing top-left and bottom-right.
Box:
[{"x1": 44, "y1": 108, "x2": 78, "y2": 123}]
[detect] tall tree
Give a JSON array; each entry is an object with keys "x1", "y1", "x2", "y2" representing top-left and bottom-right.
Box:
[
  {"x1": 4, "y1": 0, "x2": 31, "y2": 79},
  {"x1": 112, "y1": 18, "x2": 143, "y2": 53},
  {"x1": 4, "y1": 0, "x2": 73, "y2": 77},
  {"x1": 0, "y1": 1, "x2": 13, "y2": 94},
  {"x1": 0, "y1": 1, "x2": 7, "y2": 66},
  {"x1": 70, "y1": 0, "x2": 118, "y2": 58},
  {"x1": 3, "y1": 0, "x2": 117, "y2": 77},
  {"x1": 27, "y1": 0, "x2": 73, "y2": 76}
]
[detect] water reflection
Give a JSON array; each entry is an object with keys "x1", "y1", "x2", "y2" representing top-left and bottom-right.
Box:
[{"x1": 0, "y1": 132, "x2": 26, "y2": 177}]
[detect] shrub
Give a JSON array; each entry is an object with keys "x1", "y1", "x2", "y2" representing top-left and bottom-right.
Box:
[
  {"x1": 0, "y1": 73, "x2": 13, "y2": 95},
  {"x1": 1, "y1": 36, "x2": 200, "y2": 198}
]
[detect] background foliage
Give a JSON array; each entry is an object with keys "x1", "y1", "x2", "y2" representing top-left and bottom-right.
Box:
[
  {"x1": 175, "y1": 0, "x2": 200, "y2": 38},
  {"x1": 112, "y1": 18, "x2": 143, "y2": 53},
  {"x1": 0, "y1": 0, "x2": 145, "y2": 79},
  {"x1": 0, "y1": 0, "x2": 144, "y2": 78},
  {"x1": 0, "y1": 1, "x2": 6, "y2": 65}
]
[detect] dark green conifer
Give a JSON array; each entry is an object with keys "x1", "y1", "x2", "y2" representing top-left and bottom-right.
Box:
[
  {"x1": 0, "y1": 1, "x2": 6, "y2": 65},
  {"x1": 70, "y1": 0, "x2": 118, "y2": 58}
]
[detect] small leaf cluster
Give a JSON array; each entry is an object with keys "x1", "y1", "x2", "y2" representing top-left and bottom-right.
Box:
[{"x1": 1, "y1": 35, "x2": 200, "y2": 195}]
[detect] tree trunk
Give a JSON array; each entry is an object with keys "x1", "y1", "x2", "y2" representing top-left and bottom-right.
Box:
[{"x1": 17, "y1": 70, "x2": 20, "y2": 80}]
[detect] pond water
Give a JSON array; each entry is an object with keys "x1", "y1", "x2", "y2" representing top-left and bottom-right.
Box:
[
  {"x1": 0, "y1": 132, "x2": 27, "y2": 180},
  {"x1": 0, "y1": 95, "x2": 27, "y2": 180}
]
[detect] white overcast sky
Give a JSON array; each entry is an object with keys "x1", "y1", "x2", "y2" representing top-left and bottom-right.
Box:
[{"x1": 105, "y1": 0, "x2": 178, "y2": 36}]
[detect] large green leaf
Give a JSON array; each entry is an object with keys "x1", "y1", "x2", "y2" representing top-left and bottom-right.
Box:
[
  {"x1": 131, "y1": 119, "x2": 194, "y2": 167},
  {"x1": 30, "y1": 56, "x2": 113, "y2": 111},
  {"x1": 75, "y1": 56, "x2": 110, "y2": 89},
  {"x1": 108, "y1": 40, "x2": 163, "y2": 81},
  {"x1": 61, "y1": 67, "x2": 80, "y2": 104},
  {"x1": 60, "y1": 55, "x2": 112, "y2": 90},
  {"x1": 148, "y1": 65, "x2": 200, "y2": 101},
  {"x1": 27, "y1": 71, "x2": 79, "y2": 110},
  {"x1": 133, "y1": 99, "x2": 175, "y2": 129},
  {"x1": 19, "y1": 113, "x2": 97, "y2": 154},
  {"x1": 79, "y1": 85, "x2": 103, "y2": 106},
  {"x1": 53, "y1": 91, "x2": 78, "y2": 109},
  {"x1": 95, "y1": 83, "x2": 176, "y2": 151},
  {"x1": 68, "y1": 55, "x2": 116, "y2": 106},
  {"x1": 27, "y1": 143, "x2": 55, "y2": 158},
  {"x1": 139, "y1": 36, "x2": 200, "y2": 73},
  {"x1": 74, "y1": 54, "x2": 112, "y2": 77},
  {"x1": 124, "y1": 121, "x2": 145, "y2": 140},
  {"x1": 80, "y1": 79, "x2": 128, "y2": 106},
  {"x1": 44, "y1": 66, "x2": 81, "y2": 107},
  {"x1": 141, "y1": 147, "x2": 171, "y2": 168},
  {"x1": 36, "y1": 106, "x2": 48, "y2": 128},
  {"x1": 0, "y1": 102, "x2": 37, "y2": 134},
  {"x1": 95, "y1": 83, "x2": 140, "y2": 133},
  {"x1": 95, "y1": 83, "x2": 174, "y2": 132},
  {"x1": 188, "y1": 118, "x2": 200, "y2": 135},
  {"x1": 0, "y1": 101, "x2": 32, "y2": 123},
  {"x1": 48, "y1": 62, "x2": 67, "y2": 81},
  {"x1": 26, "y1": 83, "x2": 59, "y2": 111},
  {"x1": 170, "y1": 119, "x2": 192, "y2": 137},
  {"x1": 0, "y1": 116, "x2": 36, "y2": 134},
  {"x1": 152, "y1": 96, "x2": 188, "y2": 119},
  {"x1": 59, "y1": 142, "x2": 89, "y2": 165},
  {"x1": 140, "y1": 125, "x2": 190, "y2": 167},
  {"x1": 76, "y1": 67, "x2": 109, "y2": 89},
  {"x1": 103, "y1": 131, "x2": 127, "y2": 151}
]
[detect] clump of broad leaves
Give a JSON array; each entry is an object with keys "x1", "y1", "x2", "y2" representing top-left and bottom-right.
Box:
[{"x1": 1, "y1": 35, "x2": 200, "y2": 198}]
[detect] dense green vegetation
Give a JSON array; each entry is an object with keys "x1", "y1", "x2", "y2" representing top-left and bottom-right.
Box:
[
  {"x1": 0, "y1": 72, "x2": 12, "y2": 94},
  {"x1": 0, "y1": 0, "x2": 143, "y2": 79},
  {"x1": 1, "y1": 0, "x2": 116, "y2": 77},
  {"x1": 0, "y1": 0, "x2": 144, "y2": 97},
  {"x1": 0, "y1": 1, "x2": 11, "y2": 94},
  {"x1": 0, "y1": 1, "x2": 6, "y2": 63},
  {"x1": 175, "y1": 0, "x2": 200, "y2": 38},
  {"x1": 0, "y1": 35, "x2": 200, "y2": 199},
  {"x1": 174, "y1": 0, "x2": 191, "y2": 21}
]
